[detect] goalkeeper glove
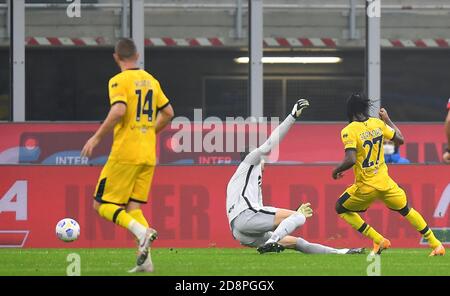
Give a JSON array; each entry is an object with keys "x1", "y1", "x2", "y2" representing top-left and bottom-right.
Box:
[
  {"x1": 291, "y1": 99, "x2": 310, "y2": 119},
  {"x1": 297, "y1": 202, "x2": 313, "y2": 218}
]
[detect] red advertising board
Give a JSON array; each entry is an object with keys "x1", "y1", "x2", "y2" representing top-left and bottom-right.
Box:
[
  {"x1": 279, "y1": 123, "x2": 448, "y2": 164},
  {"x1": 0, "y1": 123, "x2": 447, "y2": 164},
  {"x1": 0, "y1": 165, "x2": 449, "y2": 249}
]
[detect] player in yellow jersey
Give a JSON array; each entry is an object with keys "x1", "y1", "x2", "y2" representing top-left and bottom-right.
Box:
[
  {"x1": 332, "y1": 93, "x2": 444, "y2": 256},
  {"x1": 81, "y1": 38, "x2": 174, "y2": 272}
]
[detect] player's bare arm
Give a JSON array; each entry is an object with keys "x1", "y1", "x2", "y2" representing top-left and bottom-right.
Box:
[
  {"x1": 332, "y1": 149, "x2": 356, "y2": 180},
  {"x1": 81, "y1": 102, "x2": 127, "y2": 158},
  {"x1": 155, "y1": 103, "x2": 175, "y2": 134},
  {"x1": 444, "y1": 109, "x2": 450, "y2": 163},
  {"x1": 379, "y1": 108, "x2": 404, "y2": 145}
]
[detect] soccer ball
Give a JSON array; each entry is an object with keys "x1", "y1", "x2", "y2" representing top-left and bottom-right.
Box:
[{"x1": 55, "y1": 218, "x2": 80, "y2": 242}]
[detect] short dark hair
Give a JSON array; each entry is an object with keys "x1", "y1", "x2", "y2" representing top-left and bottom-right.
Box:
[
  {"x1": 115, "y1": 38, "x2": 137, "y2": 61},
  {"x1": 346, "y1": 93, "x2": 370, "y2": 122}
]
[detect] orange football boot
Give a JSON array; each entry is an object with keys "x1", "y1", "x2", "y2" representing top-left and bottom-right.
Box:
[
  {"x1": 371, "y1": 238, "x2": 391, "y2": 255},
  {"x1": 429, "y1": 244, "x2": 445, "y2": 257}
]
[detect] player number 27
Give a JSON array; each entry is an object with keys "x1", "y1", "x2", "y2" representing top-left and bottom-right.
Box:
[
  {"x1": 135, "y1": 89, "x2": 153, "y2": 122},
  {"x1": 362, "y1": 135, "x2": 383, "y2": 168}
]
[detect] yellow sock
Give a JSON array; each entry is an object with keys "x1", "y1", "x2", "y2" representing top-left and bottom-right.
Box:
[
  {"x1": 128, "y1": 209, "x2": 149, "y2": 228},
  {"x1": 362, "y1": 227, "x2": 384, "y2": 245},
  {"x1": 98, "y1": 203, "x2": 133, "y2": 228},
  {"x1": 405, "y1": 208, "x2": 441, "y2": 248},
  {"x1": 98, "y1": 203, "x2": 146, "y2": 239},
  {"x1": 339, "y1": 212, "x2": 384, "y2": 244}
]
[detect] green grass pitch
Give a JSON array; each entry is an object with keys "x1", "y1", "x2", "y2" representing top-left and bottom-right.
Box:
[{"x1": 0, "y1": 248, "x2": 448, "y2": 276}]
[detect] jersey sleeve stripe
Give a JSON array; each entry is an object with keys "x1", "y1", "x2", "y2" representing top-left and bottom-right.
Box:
[
  {"x1": 390, "y1": 131, "x2": 396, "y2": 141},
  {"x1": 157, "y1": 101, "x2": 170, "y2": 111},
  {"x1": 111, "y1": 100, "x2": 127, "y2": 106},
  {"x1": 344, "y1": 148, "x2": 357, "y2": 152}
]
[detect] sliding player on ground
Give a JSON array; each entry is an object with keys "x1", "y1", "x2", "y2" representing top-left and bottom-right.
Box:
[
  {"x1": 332, "y1": 93, "x2": 444, "y2": 256},
  {"x1": 226, "y1": 99, "x2": 364, "y2": 255},
  {"x1": 81, "y1": 38, "x2": 174, "y2": 272}
]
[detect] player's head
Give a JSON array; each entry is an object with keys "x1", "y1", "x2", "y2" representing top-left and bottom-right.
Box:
[
  {"x1": 346, "y1": 93, "x2": 370, "y2": 122},
  {"x1": 113, "y1": 38, "x2": 139, "y2": 65}
]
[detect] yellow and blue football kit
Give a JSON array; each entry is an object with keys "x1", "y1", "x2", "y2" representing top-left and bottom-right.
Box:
[
  {"x1": 337, "y1": 117, "x2": 406, "y2": 212},
  {"x1": 336, "y1": 118, "x2": 441, "y2": 249},
  {"x1": 94, "y1": 69, "x2": 170, "y2": 206}
]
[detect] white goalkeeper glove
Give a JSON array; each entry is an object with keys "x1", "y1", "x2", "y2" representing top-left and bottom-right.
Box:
[
  {"x1": 297, "y1": 202, "x2": 313, "y2": 218},
  {"x1": 291, "y1": 99, "x2": 310, "y2": 119}
]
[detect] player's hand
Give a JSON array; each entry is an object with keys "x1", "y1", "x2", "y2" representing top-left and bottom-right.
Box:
[
  {"x1": 443, "y1": 151, "x2": 450, "y2": 164},
  {"x1": 379, "y1": 108, "x2": 390, "y2": 122},
  {"x1": 291, "y1": 99, "x2": 310, "y2": 119},
  {"x1": 332, "y1": 170, "x2": 344, "y2": 180},
  {"x1": 81, "y1": 136, "x2": 100, "y2": 158},
  {"x1": 298, "y1": 202, "x2": 313, "y2": 218}
]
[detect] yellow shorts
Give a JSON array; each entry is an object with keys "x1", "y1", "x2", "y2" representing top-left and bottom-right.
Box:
[
  {"x1": 336, "y1": 181, "x2": 407, "y2": 213},
  {"x1": 94, "y1": 160, "x2": 155, "y2": 205}
]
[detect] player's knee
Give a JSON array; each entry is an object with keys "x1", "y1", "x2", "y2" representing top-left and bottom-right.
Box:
[
  {"x1": 279, "y1": 236, "x2": 298, "y2": 248},
  {"x1": 126, "y1": 201, "x2": 142, "y2": 212},
  {"x1": 395, "y1": 204, "x2": 410, "y2": 216},
  {"x1": 335, "y1": 201, "x2": 348, "y2": 214}
]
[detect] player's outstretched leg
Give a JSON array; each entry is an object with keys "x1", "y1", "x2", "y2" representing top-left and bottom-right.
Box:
[
  {"x1": 337, "y1": 211, "x2": 390, "y2": 255},
  {"x1": 97, "y1": 202, "x2": 146, "y2": 237},
  {"x1": 336, "y1": 194, "x2": 390, "y2": 255},
  {"x1": 267, "y1": 212, "x2": 306, "y2": 244},
  {"x1": 257, "y1": 207, "x2": 308, "y2": 254},
  {"x1": 294, "y1": 237, "x2": 365, "y2": 255},
  {"x1": 279, "y1": 236, "x2": 365, "y2": 255},
  {"x1": 384, "y1": 186, "x2": 445, "y2": 256},
  {"x1": 395, "y1": 205, "x2": 445, "y2": 256},
  {"x1": 258, "y1": 204, "x2": 313, "y2": 254}
]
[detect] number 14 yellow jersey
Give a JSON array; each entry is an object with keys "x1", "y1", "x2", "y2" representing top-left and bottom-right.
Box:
[
  {"x1": 340, "y1": 117, "x2": 396, "y2": 190},
  {"x1": 107, "y1": 68, "x2": 170, "y2": 165}
]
